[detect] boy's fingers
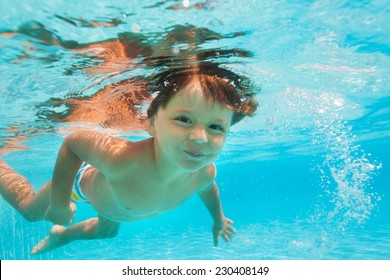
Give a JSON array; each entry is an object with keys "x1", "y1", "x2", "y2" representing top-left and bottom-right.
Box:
[
  {"x1": 227, "y1": 230, "x2": 236, "y2": 240},
  {"x1": 213, "y1": 233, "x2": 219, "y2": 246},
  {"x1": 213, "y1": 219, "x2": 236, "y2": 246},
  {"x1": 70, "y1": 213, "x2": 75, "y2": 224},
  {"x1": 70, "y1": 201, "x2": 77, "y2": 212},
  {"x1": 228, "y1": 225, "x2": 237, "y2": 234},
  {"x1": 223, "y1": 233, "x2": 229, "y2": 243}
]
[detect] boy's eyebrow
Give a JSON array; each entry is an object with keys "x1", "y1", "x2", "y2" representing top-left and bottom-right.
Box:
[
  {"x1": 212, "y1": 117, "x2": 230, "y2": 124},
  {"x1": 171, "y1": 108, "x2": 193, "y2": 115},
  {"x1": 172, "y1": 109, "x2": 230, "y2": 124}
]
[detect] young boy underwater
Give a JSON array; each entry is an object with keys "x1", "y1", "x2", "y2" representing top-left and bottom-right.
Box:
[{"x1": 0, "y1": 63, "x2": 258, "y2": 254}]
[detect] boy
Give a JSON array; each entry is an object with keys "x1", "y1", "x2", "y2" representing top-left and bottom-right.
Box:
[{"x1": 0, "y1": 63, "x2": 258, "y2": 254}]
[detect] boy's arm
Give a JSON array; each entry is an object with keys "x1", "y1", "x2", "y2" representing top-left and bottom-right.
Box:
[
  {"x1": 46, "y1": 130, "x2": 130, "y2": 225},
  {"x1": 198, "y1": 181, "x2": 236, "y2": 246}
]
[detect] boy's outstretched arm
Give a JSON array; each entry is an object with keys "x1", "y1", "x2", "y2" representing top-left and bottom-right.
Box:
[
  {"x1": 198, "y1": 181, "x2": 236, "y2": 246},
  {"x1": 46, "y1": 130, "x2": 130, "y2": 225},
  {"x1": 44, "y1": 133, "x2": 83, "y2": 225}
]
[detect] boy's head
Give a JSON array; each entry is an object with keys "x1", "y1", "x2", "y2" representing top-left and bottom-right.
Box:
[{"x1": 147, "y1": 62, "x2": 258, "y2": 126}]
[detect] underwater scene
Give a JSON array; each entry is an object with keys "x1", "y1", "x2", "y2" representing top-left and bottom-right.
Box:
[{"x1": 0, "y1": 0, "x2": 390, "y2": 259}]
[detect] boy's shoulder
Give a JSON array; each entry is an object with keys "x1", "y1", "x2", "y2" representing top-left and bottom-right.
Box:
[
  {"x1": 111, "y1": 137, "x2": 153, "y2": 158},
  {"x1": 196, "y1": 163, "x2": 217, "y2": 190},
  {"x1": 204, "y1": 163, "x2": 217, "y2": 180},
  {"x1": 105, "y1": 137, "x2": 153, "y2": 174}
]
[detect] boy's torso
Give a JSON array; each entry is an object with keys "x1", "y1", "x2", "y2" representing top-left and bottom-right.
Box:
[{"x1": 78, "y1": 139, "x2": 213, "y2": 222}]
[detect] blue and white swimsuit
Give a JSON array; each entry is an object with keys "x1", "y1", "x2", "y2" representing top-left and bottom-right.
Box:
[{"x1": 71, "y1": 162, "x2": 91, "y2": 203}]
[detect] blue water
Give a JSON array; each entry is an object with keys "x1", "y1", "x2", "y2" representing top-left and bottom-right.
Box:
[{"x1": 1, "y1": 0, "x2": 390, "y2": 260}]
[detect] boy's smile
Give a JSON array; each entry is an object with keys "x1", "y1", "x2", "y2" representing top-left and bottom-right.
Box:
[{"x1": 149, "y1": 79, "x2": 233, "y2": 172}]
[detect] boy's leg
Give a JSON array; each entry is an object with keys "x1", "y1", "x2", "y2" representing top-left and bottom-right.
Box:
[
  {"x1": 31, "y1": 215, "x2": 121, "y2": 254},
  {"x1": 0, "y1": 158, "x2": 50, "y2": 221}
]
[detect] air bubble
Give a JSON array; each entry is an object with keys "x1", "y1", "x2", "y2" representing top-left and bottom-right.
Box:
[{"x1": 131, "y1": 23, "x2": 141, "y2": 33}]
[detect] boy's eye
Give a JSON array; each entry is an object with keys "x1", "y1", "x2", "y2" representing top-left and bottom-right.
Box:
[
  {"x1": 209, "y1": 124, "x2": 226, "y2": 133},
  {"x1": 175, "y1": 116, "x2": 192, "y2": 124}
]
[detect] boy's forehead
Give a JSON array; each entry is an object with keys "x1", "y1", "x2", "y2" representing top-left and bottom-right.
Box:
[
  {"x1": 169, "y1": 83, "x2": 215, "y2": 108},
  {"x1": 165, "y1": 87, "x2": 233, "y2": 122}
]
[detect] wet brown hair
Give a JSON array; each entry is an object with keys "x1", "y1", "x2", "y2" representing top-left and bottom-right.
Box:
[{"x1": 147, "y1": 62, "x2": 258, "y2": 125}]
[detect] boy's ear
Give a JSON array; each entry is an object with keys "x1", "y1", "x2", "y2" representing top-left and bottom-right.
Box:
[{"x1": 148, "y1": 116, "x2": 156, "y2": 136}]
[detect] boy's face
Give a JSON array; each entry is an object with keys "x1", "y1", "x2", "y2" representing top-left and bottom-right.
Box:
[{"x1": 149, "y1": 80, "x2": 233, "y2": 171}]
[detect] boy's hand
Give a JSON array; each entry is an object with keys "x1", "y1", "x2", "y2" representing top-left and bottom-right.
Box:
[
  {"x1": 212, "y1": 217, "x2": 236, "y2": 246},
  {"x1": 44, "y1": 202, "x2": 76, "y2": 225}
]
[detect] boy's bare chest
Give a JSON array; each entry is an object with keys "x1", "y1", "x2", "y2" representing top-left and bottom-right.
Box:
[{"x1": 108, "y1": 171, "x2": 201, "y2": 214}]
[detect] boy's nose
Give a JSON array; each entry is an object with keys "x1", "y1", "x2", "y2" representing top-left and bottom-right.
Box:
[{"x1": 189, "y1": 126, "x2": 208, "y2": 143}]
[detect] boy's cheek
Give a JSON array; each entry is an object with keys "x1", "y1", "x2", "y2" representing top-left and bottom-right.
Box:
[
  {"x1": 212, "y1": 135, "x2": 227, "y2": 146},
  {"x1": 210, "y1": 141, "x2": 226, "y2": 155}
]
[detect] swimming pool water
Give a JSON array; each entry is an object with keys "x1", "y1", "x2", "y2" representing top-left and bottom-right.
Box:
[{"x1": 1, "y1": 0, "x2": 390, "y2": 260}]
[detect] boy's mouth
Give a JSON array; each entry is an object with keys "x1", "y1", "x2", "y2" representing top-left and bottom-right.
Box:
[{"x1": 184, "y1": 150, "x2": 205, "y2": 158}]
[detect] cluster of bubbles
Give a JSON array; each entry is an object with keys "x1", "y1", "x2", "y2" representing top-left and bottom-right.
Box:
[
  {"x1": 314, "y1": 102, "x2": 381, "y2": 228},
  {"x1": 278, "y1": 87, "x2": 381, "y2": 228}
]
